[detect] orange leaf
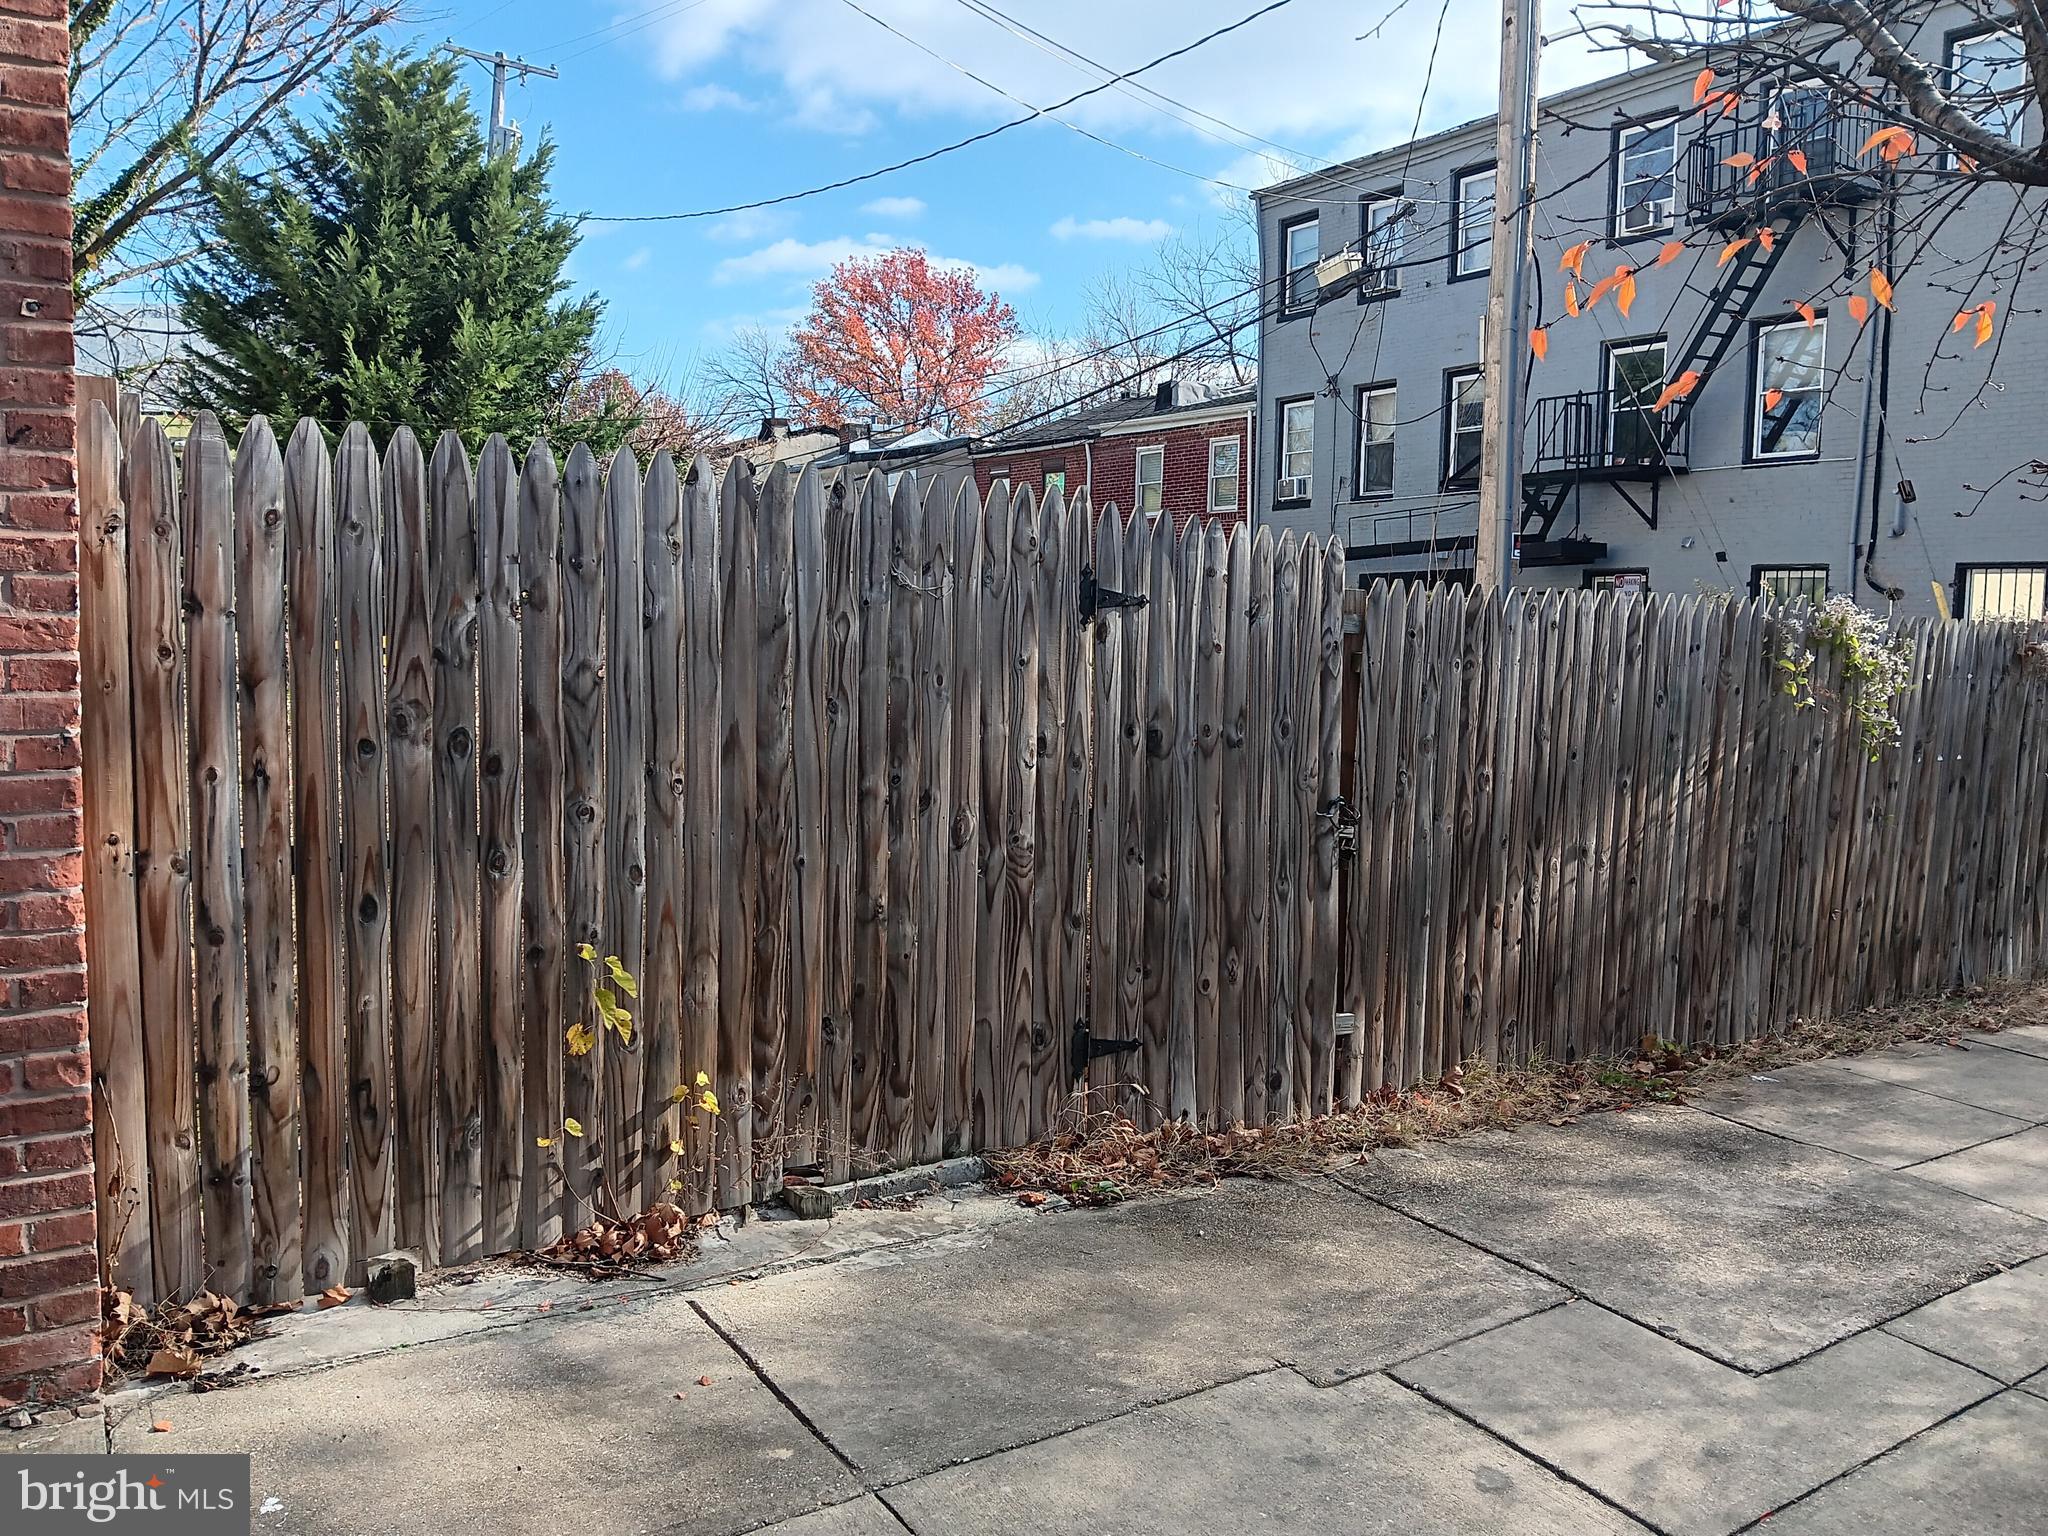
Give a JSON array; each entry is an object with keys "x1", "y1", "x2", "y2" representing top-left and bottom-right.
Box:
[
  {"x1": 1870, "y1": 269, "x2": 1894, "y2": 311},
  {"x1": 1976, "y1": 300, "x2": 1997, "y2": 347},
  {"x1": 1616, "y1": 270, "x2": 1638, "y2": 319},
  {"x1": 1717, "y1": 91, "x2": 1741, "y2": 118},
  {"x1": 1656, "y1": 240, "x2": 1685, "y2": 267},
  {"x1": 1693, "y1": 66, "x2": 1716, "y2": 104},
  {"x1": 1746, "y1": 156, "x2": 1775, "y2": 185},
  {"x1": 1649, "y1": 371, "x2": 1702, "y2": 413},
  {"x1": 1763, "y1": 388, "x2": 1784, "y2": 411},
  {"x1": 1859, "y1": 125, "x2": 1906, "y2": 157},
  {"x1": 1758, "y1": 226, "x2": 1777, "y2": 253},
  {"x1": 1952, "y1": 309, "x2": 1973, "y2": 333},
  {"x1": 1584, "y1": 271, "x2": 1622, "y2": 309},
  {"x1": 1848, "y1": 294, "x2": 1871, "y2": 325},
  {"x1": 1880, "y1": 131, "x2": 1916, "y2": 163},
  {"x1": 1787, "y1": 149, "x2": 1809, "y2": 174},
  {"x1": 1530, "y1": 327, "x2": 1549, "y2": 361},
  {"x1": 1717, "y1": 238, "x2": 1751, "y2": 268},
  {"x1": 1559, "y1": 239, "x2": 1592, "y2": 277},
  {"x1": 1564, "y1": 281, "x2": 1580, "y2": 317},
  {"x1": 1958, "y1": 154, "x2": 1979, "y2": 175},
  {"x1": 1795, "y1": 301, "x2": 1818, "y2": 328},
  {"x1": 1721, "y1": 152, "x2": 1756, "y2": 169},
  {"x1": 150, "y1": 1421, "x2": 173, "y2": 1434}
]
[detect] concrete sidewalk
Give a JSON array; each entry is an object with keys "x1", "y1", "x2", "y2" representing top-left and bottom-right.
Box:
[{"x1": 35, "y1": 1024, "x2": 2048, "y2": 1534}]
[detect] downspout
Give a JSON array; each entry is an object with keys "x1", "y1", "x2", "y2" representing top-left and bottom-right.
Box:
[
  {"x1": 1858, "y1": 177, "x2": 1906, "y2": 604},
  {"x1": 1084, "y1": 439, "x2": 1093, "y2": 513}
]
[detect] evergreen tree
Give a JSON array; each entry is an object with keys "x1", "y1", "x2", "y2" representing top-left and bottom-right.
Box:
[{"x1": 177, "y1": 45, "x2": 614, "y2": 449}]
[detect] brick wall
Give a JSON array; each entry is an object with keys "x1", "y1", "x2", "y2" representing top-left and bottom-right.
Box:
[
  {"x1": 0, "y1": 0, "x2": 96, "y2": 1409},
  {"x1": 972, "y1": 411, "x2": 1254, "y2": 541}
]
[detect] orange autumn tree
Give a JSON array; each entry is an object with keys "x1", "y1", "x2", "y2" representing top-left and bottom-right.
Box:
[{"x1": 776, "y1": 248, "x2": 1019, "y2": 434}]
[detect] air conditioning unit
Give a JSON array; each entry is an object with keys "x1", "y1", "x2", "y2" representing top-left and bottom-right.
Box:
[
  {"x1": 1622, "y1": 197, "x2": 1669, "y2": 233},
  {"x1": 1277, "y1": 475, "x2": 1311, "y2": 501}
]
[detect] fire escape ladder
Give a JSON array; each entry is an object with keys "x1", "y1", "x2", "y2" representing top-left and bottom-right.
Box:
[{"x1": 1658, "y1": 210, "x2": 1804, "y2": 447}]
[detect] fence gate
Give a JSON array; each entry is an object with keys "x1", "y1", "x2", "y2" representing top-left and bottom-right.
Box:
[{"x1": 73, "y1": 391, "x2": 1352, "y2": 1309}]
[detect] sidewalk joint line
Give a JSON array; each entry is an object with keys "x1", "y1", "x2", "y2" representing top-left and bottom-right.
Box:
[{"x1": 689, "y1": 1298, "x2": 865, "y2": 1477}]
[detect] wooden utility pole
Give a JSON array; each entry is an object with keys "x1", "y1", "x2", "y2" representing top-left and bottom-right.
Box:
[
  {"x1": 445, "y1": 44, "x2": 559, "y2": 161},
  {"x1": 1473, "y1": 0, "x2": 1542, "y2": 588}
]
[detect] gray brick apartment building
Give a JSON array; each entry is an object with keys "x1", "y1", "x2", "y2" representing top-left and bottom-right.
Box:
[{"x1": 1252, "y1": 11, "x2": 2048, "y2": 619}]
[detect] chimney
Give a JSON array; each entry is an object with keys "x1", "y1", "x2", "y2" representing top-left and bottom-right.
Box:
[
  {"x1": 1154, "y1": 378, "x2": 1178, "y2": 411},
  {"x1": 759, "y1": 416, "x2": 790, "y2": 442},
  {"x1": 838, "y1": 418, "x2": 876, "y2": 447}
]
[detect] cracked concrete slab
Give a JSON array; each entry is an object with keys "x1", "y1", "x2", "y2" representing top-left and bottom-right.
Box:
[
  {"x1": 105, "y1": 1292, "x2": 858, "y2": 1535},
  {"x1": 749, "y1": 1498, "x2": 907, "y2": 1535},
  {"x1": 1755, "y1": 1389, "x2": 2048, "y2": 1535},
  {"x1": 1980, "y1": 1024, "x2": 2048, "y2": 1061},
  {"x1": 4, "y1": 1413, "x2": 106, "y2": 1454},
  {"x1": 883, "y1": 1369, "x2": 1650, "y2": 1536},
  {"x1": 1697, "y1": 1062, "x2": 2028, "y2": 1168},
  {"x1": 1884, "y1": 1260, "x2": 2048, "y2": 1384},
  {"x1": 1907, "y1": 1125, "x2": 2048, "y2": 1220},
  {"x1": 189, "y1": 1193, "x2": 1036, "y2": 1384},
  {"x1": 1344, "y1": 1105, "x2": 2048, "y2": 1369},
  {"x1": 699, "y1": 1179, "x2": 1564, "y2": 1483},
  {"x1": 1835, "y1": 1041, "x2": 2048, "y2": 1122},
  {"x1": 1394, "y1": 1303, "x2": 1992, "y2": 1536}
]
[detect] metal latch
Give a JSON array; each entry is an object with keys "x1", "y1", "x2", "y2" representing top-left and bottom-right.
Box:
[
  {"x1": 1069, "y1": 1018, "x2": 1141, "y2": 1084},
  {"x1": 1320, "y1": 795, "x2": 1361, "y2": 859},
  {"x1": 1078, "y1": 565, "x2": 1149, "y2": 628}
]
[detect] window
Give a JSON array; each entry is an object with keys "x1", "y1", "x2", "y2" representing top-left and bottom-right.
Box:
[
  {"x1": 1453, "y1": 166, "x2": 1495, "y2": 278},
  {"x1": 1281, "y1": 214, "x2": 1320, "y2": 313},
  {"x1": 1959, "y1": 564, "x2": 2047, "y2": 619},
  {"x1": 1585, "y1": 568, "x2": 1651, "y2": 595},
  {"x1": 1207, "y1": 437, "x2": 1240, "y2": 515},
  {"x1": 1045, "y1": 469, "x2": 1067, "y2": 499},
  {"x1": 1606, "y1": 340, "x2": 1667, "y2": 464},
  {"x1": 1948, "y1": 29, "x2": 2028, "y2": 153},
  {"x1": 1361, "y1": 195, "x2": 1407, "y2": 294},
  {"x1": 1276, "y1": 397, "x2": 1314, "y2": 502},
  {"x1": 1753, "y1": 317, "x2": 1826, "y2": 459},
  {"x1": 1356, "y1": 384, "x2": 1396, "y2": 497},
  {"x1": 1135, "y1": 445, "x2": 1164, "y2": 518},
  {"x1": 1753, "y1": 565, "x2": 1830, "y2": 606},
  {"x1": 986, "y1": 464, "x2": 1009, "y2": 486},
  {"x1": 1615, "y1": 118, "x2": 1677, "y2": 235},
  {"x1": 1444, "y1": 370, "x2": 1484, "y2": 486}
]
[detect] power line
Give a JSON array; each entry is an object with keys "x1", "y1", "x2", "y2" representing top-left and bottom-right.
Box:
[
  {"x1": 550, "y1": 0, "x2": 717, "y2": 65},
  {"x1": 574, "y1": 0, "x2": 1304, "y2": 224}
]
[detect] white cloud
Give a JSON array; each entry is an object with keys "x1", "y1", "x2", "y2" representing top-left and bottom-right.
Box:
[
  {"x1": 1050, "y1": 215, "x2": 1173, "y2": 243},
  {"x1": 862, "y1": 195, "x2": 927, "y2": 219},
  {"x1": 713, "y1": 236, "x2": 1038, "y2": 294},
  {"x1": 680, "y1": 82, "x2": 759, "y2": 112},
  {"x1": 706, "y1": 206, "x2": 796, "y2": 243},
  {"x1": 648, "y1": 0, "x2": 1614, "y2": 167},
  {"x1": 622, "y1": 246, "x2": 653, "y2": 272}
]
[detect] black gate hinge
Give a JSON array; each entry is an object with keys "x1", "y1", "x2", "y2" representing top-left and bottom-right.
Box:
[
  {"x1": 1069, "y1": 1018, "x2": 1141, "y2": 1084},
  {"x1": 1079, "y1": 564, "x2": 1149, "y2": 629}
]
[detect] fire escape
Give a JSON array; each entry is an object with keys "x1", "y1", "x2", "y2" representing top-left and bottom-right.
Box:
[{"x1": 1517, "y1": 92, "x2": 1888, "y2": 562}]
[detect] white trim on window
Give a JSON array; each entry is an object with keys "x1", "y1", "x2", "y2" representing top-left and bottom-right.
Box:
[
  {"x1": 1948, "y1": 28, "x2": 2028, "y2": 160},
  {"x1": 1960, "y1": 564, "x2": 2047, "y2": 619},
  {"x1": 1361, "y1": 196, "x2": 1406, "y2": 293},
  {"x1": 1453, "y1": 167, "x2": 1496, "y2": 277},
  {"x1": 1206, "y1": 436, "x2": 1240, "y2": 516},
  {"x1": 1445, "y1": 369, "x2": 1484, "y2": 485},
  {"x1": 1281, "y1": 214, "x2": 1320, "y2": 313},
  {"x1": 1135, "y1": 444, "x2": 1165, "y2": 519},
  {"x1": 1753, "y1": 317, "x2": 1826, "y2": 460},
  {"x1": 1615, "y1": 117, "x2": 1677, "y2": 235},
  {"x1": 1278, "y1": 397, "x2": 1315, "y2": 501},
  {"x1": 1357, "y1": 384, "x2": 1395, "y2": 497}
]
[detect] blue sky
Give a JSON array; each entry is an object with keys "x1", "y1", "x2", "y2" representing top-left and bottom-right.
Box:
[{"x1": 404, "y1": 0, "x2": 1608, "y2": 387}]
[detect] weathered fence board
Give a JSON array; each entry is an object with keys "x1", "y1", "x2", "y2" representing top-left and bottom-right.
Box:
[{"x1": 78, "y1": 405, "x2": 2048, "y2": 1305}]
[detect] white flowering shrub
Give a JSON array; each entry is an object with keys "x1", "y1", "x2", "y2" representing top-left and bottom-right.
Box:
[{"x1": 1774, "y1": 596, "x2": 1916, "y2": 757}]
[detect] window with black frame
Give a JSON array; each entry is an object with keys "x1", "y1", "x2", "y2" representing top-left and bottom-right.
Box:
[
  {"x1": 1606, "y1": 340, "x2": 1667, "y2": 464},
  {"x1": 1445, "y1": 370, "x2": 1483, "y2": 486},
  {"x1": 1615, "y1": 119, "x2": 1676, "y2": 236},
  {"x1": 1754, "y1": 564, "x2": 1829, "y2": 606},
  {"x1": 1946, "y1": 29, "x2": 2028, "y2": 159},
  {"x1": 1753, "y1": 318, "x2": 1825, "y2": 459}
]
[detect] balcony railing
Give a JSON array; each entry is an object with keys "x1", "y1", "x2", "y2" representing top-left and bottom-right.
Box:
[
  {"x1": 1529, "y1": 389, "x2": 1689, "y2": 477},
  {"x1": 1684, "y1": 96, "x2": 1889, "y2": 227}
]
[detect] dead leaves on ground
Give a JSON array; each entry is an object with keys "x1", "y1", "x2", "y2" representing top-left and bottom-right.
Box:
[
  {"x1": 528, "y1": 1201, "x2": 714, "y2": 1280},
  {"x1": 103, "y1": 1287, "x2": 296, "y2": 1386}
]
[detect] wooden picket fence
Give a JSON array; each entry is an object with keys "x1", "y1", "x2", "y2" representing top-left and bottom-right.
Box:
[{"x1": 75, "y1": 393, "x2": 2048, "y2": 1310}]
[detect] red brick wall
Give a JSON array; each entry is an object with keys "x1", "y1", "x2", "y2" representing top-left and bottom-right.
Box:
[
  {"x1": 972, "y1": 411, "x2": 1253, "y2": 540},
  {"x1": 0, "y1": 0, "x2": 96, "y2": 1409}
]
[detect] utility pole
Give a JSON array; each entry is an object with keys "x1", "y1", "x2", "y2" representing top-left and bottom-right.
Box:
[
  {"x1": 1473, "y1": 0, "x2": 1542, "y2": 589},
  {"x1": 445, "y1": 44, "x2": 559, "y2": 161}
]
